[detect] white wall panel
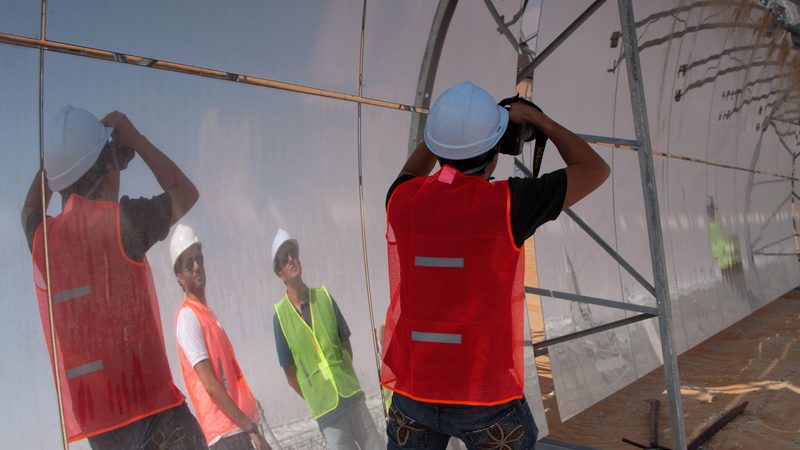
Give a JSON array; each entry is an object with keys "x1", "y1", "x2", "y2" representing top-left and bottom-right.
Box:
[
  {"x1": 362, "y1": 2, "x2": 437, "y2": 104},
  {"x1": 0, "y1": 0, "x2": 40, "y2": 38},
  {"x1": 46, "y1": 0, "x2": 363, "y2": 94}
]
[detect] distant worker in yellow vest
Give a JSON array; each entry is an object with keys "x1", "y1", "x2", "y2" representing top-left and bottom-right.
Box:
[
  {"x1": 707, "y1": 195, "x2": 739, "y2": 271},
  {"x1": 171, "y1": 224, "x2": 271, "y2": 450},
  {"x1": 271, "y1": 229, "x2": 382, "y2": 450}
]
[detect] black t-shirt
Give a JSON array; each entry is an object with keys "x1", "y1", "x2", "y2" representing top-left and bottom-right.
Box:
[
  {"x1": 386, "y1": 169, "x2": 568, "y2": 247},
  {"x1": 24, "y1": 193, "x2": 173, "y2": 262}
]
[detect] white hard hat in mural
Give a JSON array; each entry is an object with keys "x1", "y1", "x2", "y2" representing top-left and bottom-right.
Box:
[{"x1": 45, "y1": 106, "x2": 113, "y2": 191}]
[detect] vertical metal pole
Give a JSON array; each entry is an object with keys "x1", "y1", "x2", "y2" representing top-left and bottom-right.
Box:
[
  {"x1": 38, "y1": 0, "x2": 69, "y2": 448},
  {"x1": 355, "y1": 0, "x2": 389, "y2": 419},
  {"x1": 792, "y1": 154, "x2": 800, "y2": 257},
  {"x1": 407, "y1": 0, "x2": 458, "y2": 154},
  {"x1": 617, "y1": 1, "x2": 687, "y2": 449}
]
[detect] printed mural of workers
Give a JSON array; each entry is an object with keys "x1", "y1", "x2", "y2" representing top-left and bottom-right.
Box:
[{"x1": 22, "y1": 106, "x2": 205, "y2": 449}]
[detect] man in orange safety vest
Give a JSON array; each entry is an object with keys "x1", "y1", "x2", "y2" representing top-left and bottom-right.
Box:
[
  {"x1": 171, "y1": 224, "x2": 271, "y2": 450},
  {"x1": 382, "y1": 81, "x2": 610, "y2": 449}
]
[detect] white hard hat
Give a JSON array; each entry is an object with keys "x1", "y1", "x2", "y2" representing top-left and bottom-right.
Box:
[
  {"x1": 424, "y1": 80, "x2": 508, "y2": 160},
  {"x1": 170, "y1": 224, "x2": 201, "y2": 271},
  {"x1": 45, "y1": 106, "x2": 113, "y2": 191},
  {"x1": 271, "y1": 228, "x2": 298, "y2": 270}
]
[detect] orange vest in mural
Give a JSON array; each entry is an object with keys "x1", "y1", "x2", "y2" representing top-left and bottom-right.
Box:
[
  {"x1": 31, "y1": 194, "x2": 184, "y2": 442},
  {"x1": 176, "y1": 296, "x2": 258, "y2": 444},
  {"x1": 382, "y1": 166, "x2": 525, "y2": 406}
]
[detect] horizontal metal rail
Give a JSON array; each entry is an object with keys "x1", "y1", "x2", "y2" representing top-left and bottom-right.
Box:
[
  {"x1": 542, "y1": 134, "x2": 796, "y2": 180},
  {"x1": 752, "y1": 177, "x2": 792, "y2": 187},
  {"x1": 0, "y1": 32, "x2": 425, "y2": 114},
  {"x1": 525, "y1": 286, "x2": 658, "y2": 315},
  {"x1": 752, "y1": 234, "x2": 799, "y2": 254},
  {"x1": 531, "y1": 312, "x2": 657, "y2": 356},
  {"x1": 753, "y1": 251, "x2": 799, "y2": 256},
  {"x1": 577, "y1": 133, "x2": 640, "y2": 149},
  {"x1": 515, "y1": 158, "x2": 657, "y2": 296}
]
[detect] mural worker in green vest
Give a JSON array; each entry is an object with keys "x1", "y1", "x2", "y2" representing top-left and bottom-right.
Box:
[{"x1": 271, "y1": 229, "x2": 382, "y2": 450}]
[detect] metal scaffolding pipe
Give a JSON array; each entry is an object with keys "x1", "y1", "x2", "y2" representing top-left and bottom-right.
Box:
[
  {"x1": 525, "y1": 287, "x2": 658, "y2": 315},
  {"x1": 517, "y1": 0, "x2": 608, "y2": 83},
  {"x1": 0, "y1": 32, "x2": 425, "y2": 114},
  {"x1": 617, "y1": 1, "x2": 687, "y2": 448},
  {"x1": 532, "y1": 312, "x2": 656, "y2": 356}
]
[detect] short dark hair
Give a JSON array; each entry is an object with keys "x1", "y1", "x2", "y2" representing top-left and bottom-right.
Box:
[
  {"x1": 437, "y1": 149, "x2": 498, "y2": 175},
  {"x1": 59, "y1": 144, "x2": 113, "y2": 199},
  {"x1": 174, "y1": 252, "x2": 185, "y2": 275}
]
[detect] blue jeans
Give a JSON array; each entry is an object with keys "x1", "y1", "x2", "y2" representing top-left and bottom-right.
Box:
[
  {"x1": 87, "y1": 403, "x2": 207, "y2": 450},
  {"x1": 386, "y1": 393, "x2": 538, "y2": 450},
  {"x1": 320, "y1": 394, "x2": 383, "y2": 450}
]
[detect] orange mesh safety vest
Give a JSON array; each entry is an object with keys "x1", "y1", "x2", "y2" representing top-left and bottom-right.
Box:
[
  {"x1": 176, "y1": 296, "x2": 258, "y2": 444},
  {"x1": 382, "y1": 166, "x2": 525, "y2": 406},
  {"x1": 31, "y1": 194, "x2": 184, "y2": 442}
]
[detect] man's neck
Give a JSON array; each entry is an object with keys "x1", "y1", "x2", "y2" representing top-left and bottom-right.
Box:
[
  {"x1": 188, "y1": 291, "x2": 207, "y2": 305},
  {"x1": 285, "y1": 279, "x2": 308, "y2": 309}
]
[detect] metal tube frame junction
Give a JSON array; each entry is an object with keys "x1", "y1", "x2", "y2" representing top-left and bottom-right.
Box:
[{"x1": 514, "y1": 1, "x2": 689, "y2": 448}]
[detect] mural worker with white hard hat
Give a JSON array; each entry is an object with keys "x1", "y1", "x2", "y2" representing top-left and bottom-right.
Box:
[
  {"x1": 271, "y1": 229, "x2": 382, "y2": 449},
  {"x1": 170, "y1": 224, "x2": 271, "y2": 450},
  {"x1": 381, "y1": 80, "x2": 610, "y2": 449},
  {"x1": 21, "y1": 106, "x2": 205, "y2": 449}
]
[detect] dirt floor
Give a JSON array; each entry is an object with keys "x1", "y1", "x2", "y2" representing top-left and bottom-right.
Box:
[{"x1": 528, "y1": 289, "x2": 800, "y2": 450}]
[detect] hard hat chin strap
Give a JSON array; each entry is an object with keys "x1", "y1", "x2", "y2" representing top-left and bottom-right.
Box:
[
  {"x1": 458, "y1": 149, "x2": 498, "y2": 176},
  {"x1": 82, "y1": 172, "x2": 108, "y2": 199}
]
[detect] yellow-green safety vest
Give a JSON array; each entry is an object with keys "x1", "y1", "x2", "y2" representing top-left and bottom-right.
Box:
[
  {"x1": 708, "y1": 220, "x2": 736, "y2": 270},
  {"x1": 275, "y1": 286, "x2": 361, "y2": 419}
]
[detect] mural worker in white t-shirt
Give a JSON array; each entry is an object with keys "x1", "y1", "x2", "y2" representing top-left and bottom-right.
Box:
[{"x1": 171, "y1": 224, "x2": 271, "y2": 450}]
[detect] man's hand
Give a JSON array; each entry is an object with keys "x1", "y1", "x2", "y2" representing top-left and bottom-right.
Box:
[
  {"x1": 101, "y1": 111, "x2": 144, "y2": 149},
  {"x1": 248, "y1": 428, "x2": 271, "y2": 450},
  {"x1": 507, "y1": 102, "x2": 546, "y2": 126},
  {"x1": 509, "y1": 102, "x2": 610, "y2": 210},
  {"x1": 100, "y1": 110, "x2": 199, "y2": 223}
]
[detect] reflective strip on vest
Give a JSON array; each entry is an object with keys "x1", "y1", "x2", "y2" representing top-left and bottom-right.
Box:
[
  {"x1": 54, "y1": 285, "x2": 90, "y2": 303},
  {"x1": 217, "y1": 357, "x2": 228, "y2": 390},
  {"x1": 411, "y1": 331, "x2": 462, "y2": 344},
  {"x1": 414, "y1": 256, "x2": 464, "y2": 268},
  {"x1": 66, "y1": 360, "x2": 104, "y2": 379}
]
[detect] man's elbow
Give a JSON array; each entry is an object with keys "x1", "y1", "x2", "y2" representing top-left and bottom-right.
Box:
[
  {"x1": 173, "y1": 183, "x2": 199, "y2": 220},
  {"x1": 185, "y1": 183, "x2": 200, "y2": 211},
  {"x1": 597, "y1": 159, "x2": 611, "y2": 183}
]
